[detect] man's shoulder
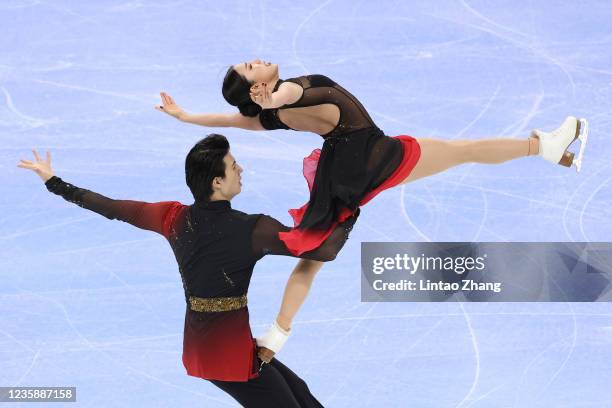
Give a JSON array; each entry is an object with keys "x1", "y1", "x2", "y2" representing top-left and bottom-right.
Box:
[{"x1": 229, "y1": 208, "x2": 263, "y2": 222}]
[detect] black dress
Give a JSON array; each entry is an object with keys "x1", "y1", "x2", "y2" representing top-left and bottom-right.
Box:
[{"x1": 259, "y1": 74, "x2": 413, "y2": 255}]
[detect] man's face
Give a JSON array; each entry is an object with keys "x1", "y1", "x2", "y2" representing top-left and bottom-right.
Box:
[{"x1": 213, "y1": 151, "x2": 243, "y2": 200}]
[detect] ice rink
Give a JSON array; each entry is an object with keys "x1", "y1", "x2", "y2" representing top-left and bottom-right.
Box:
[{"x1": 1, "y1": 1, "x2": 612, "y2": 406}]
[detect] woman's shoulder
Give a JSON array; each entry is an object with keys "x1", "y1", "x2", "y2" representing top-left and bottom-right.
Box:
[{"x1": 284, "y1": 74, "x2": 336, "y2": 88}]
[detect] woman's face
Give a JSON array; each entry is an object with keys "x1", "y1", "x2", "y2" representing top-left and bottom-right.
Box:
[{"x1": 233, "y1": 58, "x2": 279, "y2": 84}]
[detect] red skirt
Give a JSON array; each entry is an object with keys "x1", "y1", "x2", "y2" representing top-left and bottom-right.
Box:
[
  {"x1": 279, "y1": 135, "x2": 421, "y2": 256},
  {"x1": 182, "y1": 307, "x2": 259, "y2": 381}
]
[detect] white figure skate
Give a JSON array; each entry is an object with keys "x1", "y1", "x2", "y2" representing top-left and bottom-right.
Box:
[{"x1": 531, "y1": 116, "x2": 589, "y2": 172}]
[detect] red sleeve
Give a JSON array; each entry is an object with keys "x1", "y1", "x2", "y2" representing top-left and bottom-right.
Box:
[
  {"x1": 109, "y1": 200, "x2": 185, "y2": 239},
  {"x1": 45, "y1": 176, "x2": 185, "y2": 239}
]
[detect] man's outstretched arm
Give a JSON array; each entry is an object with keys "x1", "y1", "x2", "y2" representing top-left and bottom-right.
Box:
[{"x1": 18, "y1": 149, "x2": 181, "y2": 238}]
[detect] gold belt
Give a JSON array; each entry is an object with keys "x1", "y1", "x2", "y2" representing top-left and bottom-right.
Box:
[{"x1": 188, "y1": 294, "x2": 248, "y2": 312}]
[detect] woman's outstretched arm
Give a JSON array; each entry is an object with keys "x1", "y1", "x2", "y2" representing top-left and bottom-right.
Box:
[
  {"x1": 251, "y1": 213, "x2": 358, "y2": 362},
  {"x1": 276, "y1": 259, "x2": 324, "y2": 331},
  {"x1": 155, "y1": 92, "x2": 264, "y2": 130},
  {"x1": 256, "y1": 259, "x2": 323, "y2": 364}
]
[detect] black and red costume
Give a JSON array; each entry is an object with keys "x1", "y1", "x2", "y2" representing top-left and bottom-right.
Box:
[
  {"x1": 259, "y1": 74, "x2": 421, "y2": 256},
  {"x1": 45, "y1": 176, "x2": 356, "y2": 407}
]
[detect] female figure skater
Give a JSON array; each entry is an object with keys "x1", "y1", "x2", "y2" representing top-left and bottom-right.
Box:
[
  {"x1": 156, "y1": 60, "x2": 589, "y2": 359},
  {"x1": 17, "y1": 135, "x2": 358, "y2": 407},
  {"x1": 156, "y1": 59, "x2": 588, "y2": 258}
]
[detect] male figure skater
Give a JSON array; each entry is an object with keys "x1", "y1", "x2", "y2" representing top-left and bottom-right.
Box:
[{"x1": 18, "y1": 134, "x2": 357, "y2": 407}]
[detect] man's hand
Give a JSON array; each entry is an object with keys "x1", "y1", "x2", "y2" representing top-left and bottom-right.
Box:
[
  {"x1": 155, "y1": 92, "x2": 185, "y2": 120},
  {"x1": 17, "y1": 149, "x2": 55, "y2": 182},
  {"x1": 256, "y1": 320, "x2": 290, "y2": 361},
  {"x1": 257, "y1": 346, "x2": 275, "y2": 364}
]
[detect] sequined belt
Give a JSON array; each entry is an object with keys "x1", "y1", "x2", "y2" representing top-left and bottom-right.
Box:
[{"x1": 188, "y1": 294, "x2": 248, "y2": 312}]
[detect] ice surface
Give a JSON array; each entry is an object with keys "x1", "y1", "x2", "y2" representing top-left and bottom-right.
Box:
[{"x1": 1, "y1": 1, "x2": 611, "y2": 406}]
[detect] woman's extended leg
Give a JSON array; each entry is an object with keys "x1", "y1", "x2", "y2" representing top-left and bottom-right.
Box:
[{"x1": 401, "y1": 137, "x2": 539, "y2": 184}]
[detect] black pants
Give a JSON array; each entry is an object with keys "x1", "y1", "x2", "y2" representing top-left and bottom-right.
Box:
[{"x1": 210, "y1": 359, "x2": 324, "y2": 408}]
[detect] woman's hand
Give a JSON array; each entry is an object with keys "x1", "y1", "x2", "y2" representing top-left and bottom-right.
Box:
[
  {"x1": 155, "y1": 92, "x2": 185, "y2": 120},
  {"x1": 250, "y1": 82, "x2": 274, "y2": 109},
  {"x1": 17, "y1": 149, "x2": 55, "y2": 182}
]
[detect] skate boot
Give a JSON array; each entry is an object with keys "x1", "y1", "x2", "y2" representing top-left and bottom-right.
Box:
[{"x1": 531, "y1": 116, "x2": 589, "y2": 172}]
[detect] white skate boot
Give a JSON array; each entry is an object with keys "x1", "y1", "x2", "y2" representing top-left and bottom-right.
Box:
[{"x1": 531, "y1": 116, "x2": 589, "y2": 172}]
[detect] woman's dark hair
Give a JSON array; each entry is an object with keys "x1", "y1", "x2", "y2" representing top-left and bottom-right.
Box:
[
  {"x1": 185, "y1": 134, "x2": 230, "y2": 202},
  {"x1": 222, "y1": 66, "x2": 262, "y2": 117}
]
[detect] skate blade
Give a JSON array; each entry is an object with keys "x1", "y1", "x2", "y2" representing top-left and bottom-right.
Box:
[{"x1": 573, "y1": 118, "x2": 589, "y2": 173}]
